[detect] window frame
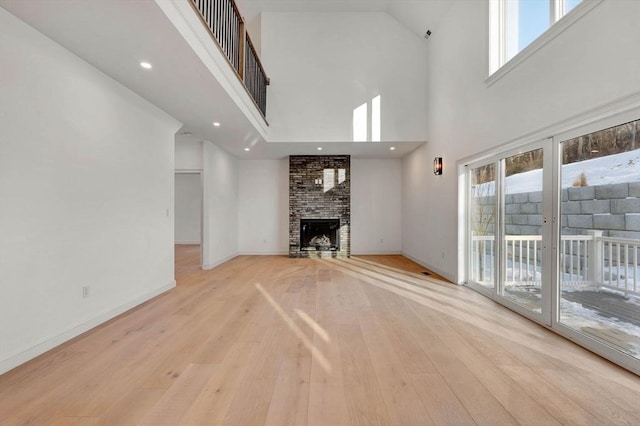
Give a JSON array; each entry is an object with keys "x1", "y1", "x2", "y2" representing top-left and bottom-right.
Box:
[
  {"x1": 487, "y1": 0, "x2": 603, "y2": 86},
  {"x1": 457, "y1": 96, "x2": 640, "y2": 376}
]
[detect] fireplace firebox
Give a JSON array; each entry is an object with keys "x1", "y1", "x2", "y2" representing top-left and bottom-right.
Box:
[{"x1": 300, "y1": 219, "x2": 340, "y2": 251}]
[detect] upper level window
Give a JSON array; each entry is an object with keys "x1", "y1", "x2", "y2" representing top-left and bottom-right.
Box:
[{"x1": 490, "y1": 0, "x2": 588, "y2": 76}]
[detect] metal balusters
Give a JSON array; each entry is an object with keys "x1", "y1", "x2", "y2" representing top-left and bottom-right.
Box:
[
  {"x1": 190, "y1": 0, "x2": 268, "y2": 118},
  {"x1": 244, "y1": 33, "x2": 268, "y2": 116}
]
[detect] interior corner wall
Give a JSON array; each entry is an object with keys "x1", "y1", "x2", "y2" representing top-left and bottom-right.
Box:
[
  {"x1": 351, "y1": 159, "x2": 402, "y2": 254},
  {"x1": 0, "y1": 8, "x2": 181, "y2": 374},
  {"x1": 202, "y1": 141, "x2": 239, "y2": 269},
  {"x1": 238, "y1": 159, "x2": 289, "y2": 254},
  {"x1": 402, "y1": 0, "x2": 640, "y2": 282},
  {"x1": 261, "y1": 12, "x2": 428, "y2": 143}
]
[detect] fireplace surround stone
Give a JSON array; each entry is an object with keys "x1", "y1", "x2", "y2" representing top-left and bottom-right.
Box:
[{"x1": 289, "y1": 155, "x2": 350, "y2": 258}]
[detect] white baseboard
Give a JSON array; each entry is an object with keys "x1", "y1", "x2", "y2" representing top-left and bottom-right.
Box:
[
  {"x1": 203, "y1": 252, "x2": 239, "y2": 270},
  {"x1": 0, "y1": 281, "x2": 176, "y2": 375},
  {"x1": 401, "y1": 252, "x2": 457, "y2": 283}
]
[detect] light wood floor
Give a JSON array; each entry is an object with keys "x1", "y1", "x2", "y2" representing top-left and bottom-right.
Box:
[{"x1": 1, "y1": 246, "x2": 639, "y2": 425}]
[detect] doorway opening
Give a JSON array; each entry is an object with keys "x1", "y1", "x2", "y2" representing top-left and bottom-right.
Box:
[{"x1": 175, "y1": 171, "x2": 203, "y2": 273}]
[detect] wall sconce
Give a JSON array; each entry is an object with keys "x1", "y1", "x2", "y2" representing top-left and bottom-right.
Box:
[{"x1": 433, "y1": 157, "x2": 443, "y2": 175}]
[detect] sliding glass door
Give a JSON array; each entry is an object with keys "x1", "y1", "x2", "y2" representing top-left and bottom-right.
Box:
[
  {"x1": 499, "y1": 145, "x2": 551, "y2": 320},
  {"x1": 557, "y1": 119, "x2": 640, "y2": 361},
  {"x1": 465, "y1": 114, "x2": 640, "y2": 374},
  {"x1": 467, "y1": 140, "x2": 553, "y2": 324}
]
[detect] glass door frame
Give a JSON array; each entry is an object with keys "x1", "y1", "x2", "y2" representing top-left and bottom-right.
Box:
[
  {"x1": 495, "y1": 139, "x2": 554, "y2": 326},
  {"x1": 550, "y1": 110, "x2": 640, "y2": 374},
  {"x1": 465, "y1": 140, "x2": 554, "y2": 326},
  {"x1": 465, "y1": 157, "x2": 500, "y2": 299},
  {"x1": 461, "y1": 106, "x2": 640, "y2": 376}
]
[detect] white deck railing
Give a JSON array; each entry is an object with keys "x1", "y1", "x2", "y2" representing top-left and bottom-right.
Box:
[{"x1": 471, "y1": 233, "x2": 640, "y2": 297}]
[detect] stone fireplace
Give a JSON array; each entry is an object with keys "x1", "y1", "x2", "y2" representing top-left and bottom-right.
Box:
[{"x1": 289, "y1": 155, "x2": 350, "y2": 258}]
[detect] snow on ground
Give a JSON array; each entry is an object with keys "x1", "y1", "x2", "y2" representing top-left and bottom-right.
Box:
[
  {"x1": 474, "y1": 148, "x2": 640, "y2": 195},
  {"x1": 472, "y1": 253, "x2": 640, "y2": 356},
  {"x1": 560, "y1": 298, "x2": 640, "y2": 340},
  {"x1": 560, "y1": 298, "x2": 640, "y2": 357}
]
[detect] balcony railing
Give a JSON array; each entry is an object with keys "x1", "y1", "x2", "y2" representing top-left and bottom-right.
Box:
[
  {"x1": 471, "y1": 233, "x2": 640, "y2": 297},
  {"x1": 191, "y1": 0, "x2": 269, "y2": 119}
]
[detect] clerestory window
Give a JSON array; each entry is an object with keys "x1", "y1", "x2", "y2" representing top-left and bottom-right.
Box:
[{"x1": 488, "y1": 0, "x2": 601, "y2": 81}]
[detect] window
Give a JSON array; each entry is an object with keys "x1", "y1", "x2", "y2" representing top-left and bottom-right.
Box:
[
  {"x1": 461, "y1": 110, "x2": 640, "y2": 376},
  {"x1": 505, "y1": 0, "x2": 552, "y2": 63},
  {"x1": 489, "y1": 0, "x2": 599, "y2": 78}
]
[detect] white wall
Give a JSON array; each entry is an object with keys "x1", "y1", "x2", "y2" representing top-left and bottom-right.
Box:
[
  {"x1": 261, "y1": 12, "x2": 428, "y2": 143},
  {"x1": 245, "y1": 13, "x2": 262, "y2": 56},
  {"x1": 202, "y1": 141, "x2": 239, "y2": 268},
  {"x1": 403, "y1": 143, "x2": 450, "y2": 277},
  {"x1": 0, "y1": 9, "x2": 181, "y2": 373},
  {"x1": 351, "y1": 159, "x2": 402, "y2": 254},
  {"x1": 402, "y1": 0, "x2": 640, "y2": 281},
  {"x1": 238, "y1": 160, "x2": 289, "y2": 254},
  {"x1": 236, "y1": 158, "x2": 403, "y2": 255},
  {"x1": 175, "y1": 173, "x2": 202, "y2": 244},
  {"x1": 175, "y1": 139, "x2": 203, "y2": 171}
]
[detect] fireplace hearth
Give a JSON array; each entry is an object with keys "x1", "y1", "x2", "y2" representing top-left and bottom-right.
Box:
[{"x1": 300, "y1": 219, "x2": 340, "y2": 251}]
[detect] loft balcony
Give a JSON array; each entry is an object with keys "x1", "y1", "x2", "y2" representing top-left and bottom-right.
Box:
[{"x1": 190, "y1": 0, "x2": 269, "y2": 120}]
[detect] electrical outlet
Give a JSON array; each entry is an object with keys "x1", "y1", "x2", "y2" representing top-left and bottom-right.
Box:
[
  {"x1": 380, "y1": 238, "x2": 384, "y2": 244},
  {"x1": 82, "y1": 286, "x2": 89, "y2": 298},
  {"x1": 441, "y1": 251, "x2": 445, "y2": 260}
]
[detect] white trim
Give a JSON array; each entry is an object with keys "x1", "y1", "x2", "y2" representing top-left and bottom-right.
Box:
[
  {"x1": 0, "y1": 281, "x2": 176, "y2": 375},
  {"x1": 175, "y1": 168, "x2": 203, "y2": 174},
  {"x1": 486, "y1": 0, "x2": 604, "y2": 86},
  {"x1": 203, "y1": 252, "x2": 239, "y2": 270},
  {"x1": 554, "y1": 108, "x2": 640, "y2": 143},
  {"x1": 457, "y1": 162, "x2": 470, "y2": 285},
  {"x1": 457, "y1": 91, "x2": 640, "y2": 167}
]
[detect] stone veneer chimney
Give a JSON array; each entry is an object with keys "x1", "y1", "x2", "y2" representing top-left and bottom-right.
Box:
[{"x1": 289, "y1": 155, "x2": 350, "y2": 258}]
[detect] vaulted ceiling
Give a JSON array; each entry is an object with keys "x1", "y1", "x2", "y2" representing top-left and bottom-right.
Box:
[{"x1": 237, "y1": 0, "x2": 453, "y2": 40}]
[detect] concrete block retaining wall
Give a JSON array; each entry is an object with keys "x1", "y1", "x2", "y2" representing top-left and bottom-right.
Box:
[
  {"x1": 473, "y1": 182, "x2": 640, "y2": 239},
  {"x1": 473, "y1": 183, "x2": 640, "y2": 270}
]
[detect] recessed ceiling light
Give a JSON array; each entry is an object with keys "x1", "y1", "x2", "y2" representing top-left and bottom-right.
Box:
[
  {"x1": 390, "y1": 146, "x2": 396, "y2": 151},
  {"x1": 244, "y1": 147, "x2": 250, "y2": 151},
  {"x1": 212, "y1": 122, "x2": 221, "y2": 127},
  {"x1": 140, "y1": 62, "x2": 152, "y2": 69},
  {"x1": 317, "y1": 147, "x2": 323, "y2": 151}
]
